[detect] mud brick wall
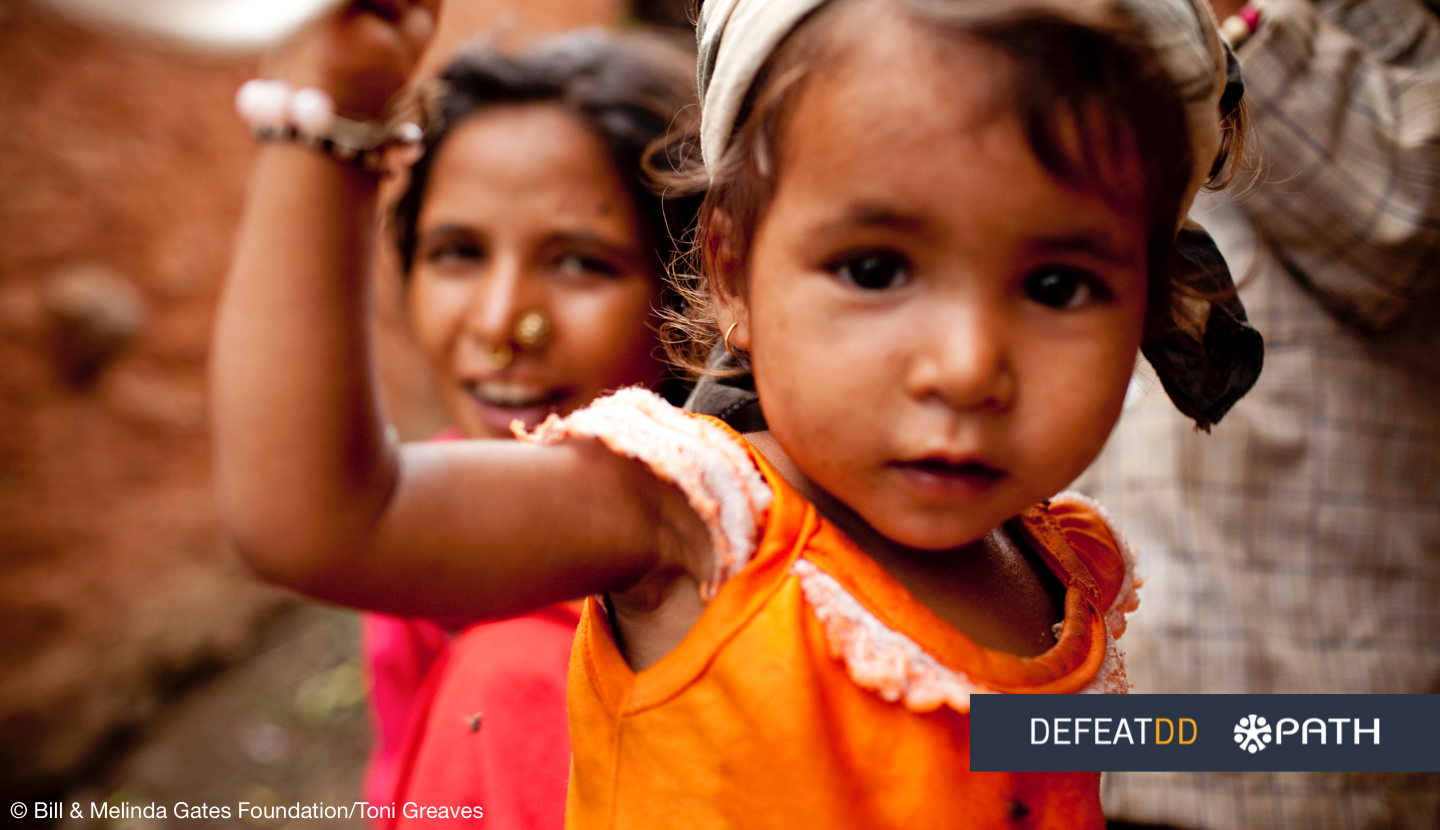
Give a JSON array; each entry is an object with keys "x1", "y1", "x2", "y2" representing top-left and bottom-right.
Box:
[{"x1": 0, "y1": 0, "x2": 623, "y2": 800}]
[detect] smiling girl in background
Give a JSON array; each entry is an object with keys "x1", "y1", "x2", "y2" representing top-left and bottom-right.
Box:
[
  {"x1": 356, "y1": 31, "x2": 697, "y2": 829},
  {"x1": 215, "y1": 0, "x2": 1257, "y2": 825}
]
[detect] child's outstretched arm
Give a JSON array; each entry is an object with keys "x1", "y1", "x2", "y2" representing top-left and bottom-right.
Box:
[{"x1": 213, "y1": 0, "x2": 706, "y2": 622}]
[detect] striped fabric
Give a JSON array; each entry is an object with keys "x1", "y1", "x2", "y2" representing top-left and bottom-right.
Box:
[
  {"x1": 1083, "y1": 1, "x2": 1440, "y2": 826},
  {"x1": 1227, "y1": 0, "x2": 1440, "y2": 330}
]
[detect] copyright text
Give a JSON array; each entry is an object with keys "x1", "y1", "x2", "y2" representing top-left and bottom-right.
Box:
[{"x1": 10, "y1": 800, "x2": 483, "y2": 821}]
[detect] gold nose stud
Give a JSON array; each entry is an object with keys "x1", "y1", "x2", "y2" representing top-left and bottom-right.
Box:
[
  {"x1": 477, "y1": 310, "x2": 549, "y2": 369},
  {"x1": 514, "y1": 310, "x2": 552, "y2": 351}
]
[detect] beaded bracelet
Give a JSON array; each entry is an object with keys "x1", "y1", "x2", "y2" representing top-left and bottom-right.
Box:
[
  {"x1": 235, "y1": 79, "x2": 421, "y2": 174},
  {"x1": 1219, "y1": 2, "x2": 1265, "y2": 48}
]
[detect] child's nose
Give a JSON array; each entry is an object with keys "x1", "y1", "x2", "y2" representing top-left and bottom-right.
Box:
[{"x1": 904, "y1": 304, "x2": 1016, "y2": 412}]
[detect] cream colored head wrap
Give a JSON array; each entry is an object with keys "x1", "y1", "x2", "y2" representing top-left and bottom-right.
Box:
[{"x1": 697, "y1": 0, "x2": 1231, "y2": 225}]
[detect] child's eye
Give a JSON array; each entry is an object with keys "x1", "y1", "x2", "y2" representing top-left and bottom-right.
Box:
[
  {"x1": 1022, "y1": 267, "x2": 1112, "y2": 309},
  {"x1": 827, "y1": 251, "x2": 912, "y2": 291},
  {"x1": 557, "y1": 253, "x2": 622, "y2": 278}
]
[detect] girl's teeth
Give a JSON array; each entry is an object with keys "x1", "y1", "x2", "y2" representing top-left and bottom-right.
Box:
[{"x1": 473, "y1": 382, "x2": 552, "y2": 407}]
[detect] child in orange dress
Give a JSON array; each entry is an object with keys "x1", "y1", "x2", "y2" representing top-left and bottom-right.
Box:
[{"x1": 214, "y1": 0, "x2": 1258, "y2": 826}]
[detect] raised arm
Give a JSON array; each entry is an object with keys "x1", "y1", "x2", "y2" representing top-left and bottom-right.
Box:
[
  {"x1": 212, "y1": 1, "x2": 700, "y2": 619},
  {"x1": 1232, "y1": 0, "x2": 1440, "y2": 329}
]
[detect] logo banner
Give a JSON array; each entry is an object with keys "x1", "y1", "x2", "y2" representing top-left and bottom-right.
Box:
[{"x1": 969, "y1": 694, "x2": 1440, "y2": 772}]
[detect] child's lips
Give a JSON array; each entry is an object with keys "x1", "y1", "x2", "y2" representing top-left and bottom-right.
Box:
[{"x1": 890, "y1": 456, "x2": 1006, "y2": 496}]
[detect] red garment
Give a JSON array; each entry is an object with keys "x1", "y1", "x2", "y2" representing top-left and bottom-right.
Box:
[
  {"x1": 361, "y1": 428, "x2": 465, "y2": 808},
  {"x1": 361, "y1": 614, "x2": 451, "y2": 807},
  {"x1": 384, "y1": 606, "x2": 582, "y2": 830},
  {"x1": 361, "y1": 427, "x2": 580, "y2": 828}
]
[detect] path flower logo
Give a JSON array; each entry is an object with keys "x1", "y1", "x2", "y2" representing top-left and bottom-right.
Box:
[{"x1": 1234, "y1": 714, "x2": 1272, "y2": 753}]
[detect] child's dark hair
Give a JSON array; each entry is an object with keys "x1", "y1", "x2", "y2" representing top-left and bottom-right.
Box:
[
  {"x1": 659, "y1": 0, "x2": 1249, "y2": 375},
  {"x1": 391, "y1": 29, "x2": 703, "y2": 302}
]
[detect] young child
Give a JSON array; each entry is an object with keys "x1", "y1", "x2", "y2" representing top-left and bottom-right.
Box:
[{"x1": 214, "y1": 0, "x2": 1253, "y2": 826}]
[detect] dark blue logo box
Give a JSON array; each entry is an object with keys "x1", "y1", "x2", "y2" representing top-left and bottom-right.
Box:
[{"x1": 969, "y1": 694, "x2": 1440, "y2": 771}]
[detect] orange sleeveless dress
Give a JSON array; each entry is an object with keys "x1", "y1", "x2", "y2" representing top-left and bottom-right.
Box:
[{"x1": 522, "y1": 389, "x2": 1138, "y2": 830}]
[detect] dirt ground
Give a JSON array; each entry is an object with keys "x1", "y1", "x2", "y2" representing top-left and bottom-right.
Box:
[{"x1": 51, "y1": 602, "x2": 372, "y2": 830}]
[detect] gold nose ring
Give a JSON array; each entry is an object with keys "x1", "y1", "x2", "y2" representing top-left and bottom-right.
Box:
[{"x1": 514, "y1": 310, "x2": 552, "y2": 351}]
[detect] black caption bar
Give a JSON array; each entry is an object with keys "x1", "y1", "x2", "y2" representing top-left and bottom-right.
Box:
[{"x1": 970, "y1": 694, "x2": 1440, "y2": 772}]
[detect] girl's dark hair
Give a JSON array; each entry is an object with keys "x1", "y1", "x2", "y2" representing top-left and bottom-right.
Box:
[
  {"x1": 391, "y1": 29, "x2": 703, "y2": 305},
  {"x1": 658, "y1": 0, "x2": 1248, "y2": 374}
]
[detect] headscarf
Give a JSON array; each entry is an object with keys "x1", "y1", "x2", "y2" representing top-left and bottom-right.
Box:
[{"x1": 698, "y1": 0, "x2": 1231, "y2": 226}]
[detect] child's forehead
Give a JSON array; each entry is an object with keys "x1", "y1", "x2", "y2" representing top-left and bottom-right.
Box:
[
  {"x1": 805, "y1": 5, "x2": 1008, "y2": 111},
  {"x1": 699, "y1": 0, "x2": 1227, "y2": 225},
  {"x1": 780, "y1": 15, "x2": 1145, "y2": 208},
  {"x1": 769, "y1": 75, "x2": 1145, "y2": 267},
  {"x1": 790, "y1": 19, "x2": 1003, "y2": 151}
]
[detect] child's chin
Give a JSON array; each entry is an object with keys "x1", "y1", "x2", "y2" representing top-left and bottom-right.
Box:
[
  {"x1": 869, "y1": 512, "x2": 996, "y2": 553},
  {"x1": 868, "y1": 482, "x2": 1029, "y2": 550}
]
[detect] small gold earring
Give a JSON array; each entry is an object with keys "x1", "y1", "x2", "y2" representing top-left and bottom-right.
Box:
[
  {"x1": 722, "y1": 322, "x2": 745, "y2": 358},
  {"x1": 514, "y1": 310, "x2": 552, "y2": 351},
  {"x1": 479, "y1": 342, "x2": 514, "y2": 370}
]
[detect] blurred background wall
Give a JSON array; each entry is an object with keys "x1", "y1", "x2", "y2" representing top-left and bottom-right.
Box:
[{"x1": 0, "y1": 0, "x2": 687, "y2": 816}]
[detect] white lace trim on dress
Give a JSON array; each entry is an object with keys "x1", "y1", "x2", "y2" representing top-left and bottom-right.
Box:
[
  {"x1": 790, "y1": 558, "x2": 993, "y2": 714},
  {"x1": 518, "y1": 387, "x2": 773, "y2": 601},
  {"x1": 791, "y1": 494, "x2": 1139, "y2": 707}
]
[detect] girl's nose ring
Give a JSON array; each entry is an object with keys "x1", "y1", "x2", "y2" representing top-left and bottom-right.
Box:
[{"x1": 514, "y1": 310, "x2": 552, "y2": 351}]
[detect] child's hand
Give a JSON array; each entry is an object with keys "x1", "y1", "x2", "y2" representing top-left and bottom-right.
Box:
[{"x1": 269, "y1": 0, "x2": 440, "y2": 119}]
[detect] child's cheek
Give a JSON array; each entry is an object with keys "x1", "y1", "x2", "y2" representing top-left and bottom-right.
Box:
[{"x1": 1025, "y1": 332, "x2": 1137, "y2": 485}]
